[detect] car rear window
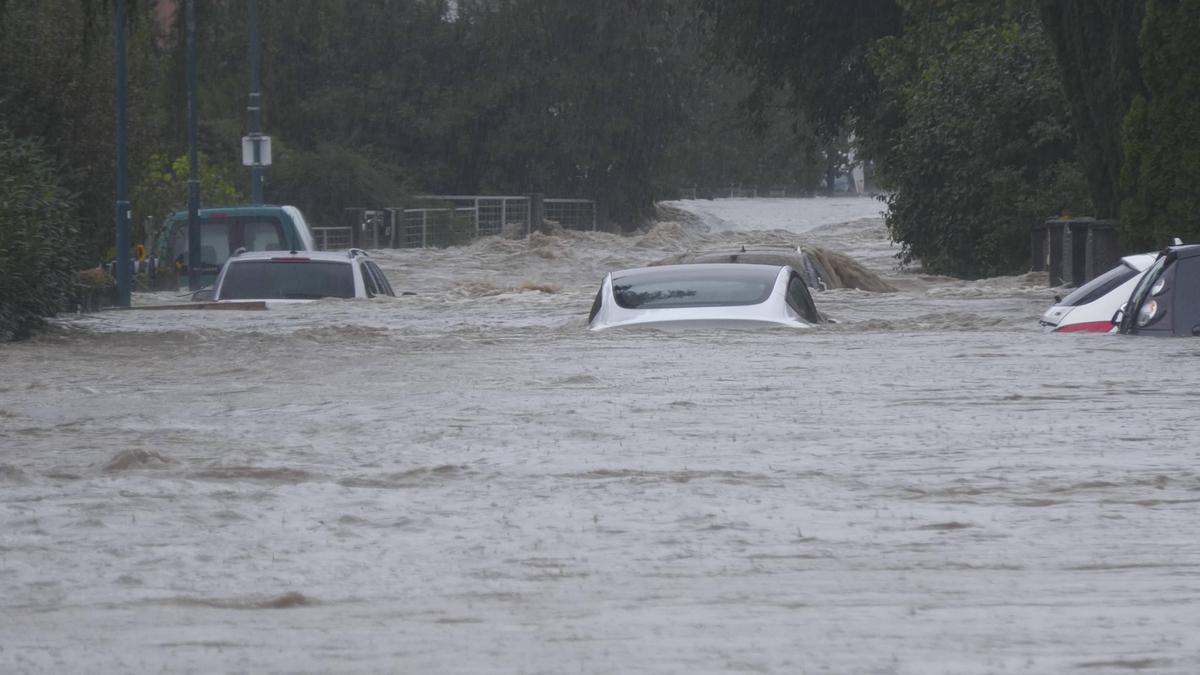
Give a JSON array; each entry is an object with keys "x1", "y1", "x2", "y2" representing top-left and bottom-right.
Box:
[
  {"x1": 168, "y1": 216, "x2": 288, "y2": 271},
  {"x1": 612, "y1": 266, "x2": 778, "y2": 309},
  {"x1": 1059, "y1": 262, "x2": 1139, "y2": 307},
  {"x1": 218, "y1": 260, "x2": 355, "y2": 300}
]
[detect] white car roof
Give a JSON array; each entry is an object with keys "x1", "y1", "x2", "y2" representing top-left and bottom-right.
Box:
[
  {"x1": 1120, "y1": 253, "x2": 1157, "y2": 270},
  {"x1": 227, "y1": 250, "x2": 364, "y2": 263},
  {"x1": 612, "y1": 262, "x2": 787, "y2": 278}
]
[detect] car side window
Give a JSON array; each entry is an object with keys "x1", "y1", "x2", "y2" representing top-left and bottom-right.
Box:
[
  {"x1": 787, "y1": 274, "x2": 819, "y2": 323},
  {"x1": 365, "y1": 261, "x2": 394, "y2": 297},
  {"x1": 360, "y1": 261, "x2": 379, "y2": 297}
]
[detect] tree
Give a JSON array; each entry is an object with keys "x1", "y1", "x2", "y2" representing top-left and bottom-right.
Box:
[
  {"x1": 0, "y1": 0, "x2": 166, "y2": 258},
  {"x1": 454, "y1": 0, "x2": 695, "y2": 222},
  {"x1": 1038, "y1": 0, "x2": 1146, "y2": 221},
  {"x1": 879, "y1": 8, "x2": 1090, "y2": 277},
  {"x1": 697, "y1": 0, "x2": 902, "y2": 136},
  {"x1": 0, "y1": 127, "x2": 79, "y2": 341},
  {"x1": 1120, "y1": 0, "x2": 1200, "y2": 249},
  {"x1": 132, "y1": 152, "x2": 244, "y2": 244}
]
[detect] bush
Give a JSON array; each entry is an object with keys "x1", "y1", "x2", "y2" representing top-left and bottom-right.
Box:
[
  {"x1": 0, "y1": 127, "x2": 79, "y2": 341},
  {"x1": 879, "y1": 14, "x2": 1092, "y2": 278}
]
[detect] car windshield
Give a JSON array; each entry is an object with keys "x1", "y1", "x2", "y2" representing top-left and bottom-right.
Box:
[
  {"x1": 612, "y1": 266, "x2": 777, "y2": 309},
  {"x1": 1059, "y1": 262, "x2": 1139, "y2": 307},
  {"x1": 218, "y1": 259, "x2": 355, "y2": 300}
]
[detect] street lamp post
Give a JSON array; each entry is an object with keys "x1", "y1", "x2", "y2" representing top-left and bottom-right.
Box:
[
  {"x1": 114, "y1": 0, "x2": 131, "y2": 307},
  {"x1": 186, "y1": 0, "x2": 201, "y2": 291},
  {"x1": 247, "y1": 0, "x2": 264, "y2": 204}
]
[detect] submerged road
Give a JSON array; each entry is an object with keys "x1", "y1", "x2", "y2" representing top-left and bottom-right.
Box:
[{"x1": 2, "y1": 198, "x2": 1198, "y2": 673}]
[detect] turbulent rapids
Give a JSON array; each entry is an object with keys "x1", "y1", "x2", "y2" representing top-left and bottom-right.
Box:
[{"x1": 2, "y1": 198, "x2": 1199, "y2": 674}]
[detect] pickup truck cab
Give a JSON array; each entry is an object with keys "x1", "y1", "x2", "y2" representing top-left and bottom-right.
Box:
[{"x1": 151, "y1": 205, "x2": 317, "y2": 289}]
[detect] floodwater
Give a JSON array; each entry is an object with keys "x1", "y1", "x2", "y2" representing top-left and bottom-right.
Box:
[{"x1": 2, "y1": 198, "x2": 1199, "y2": 674}]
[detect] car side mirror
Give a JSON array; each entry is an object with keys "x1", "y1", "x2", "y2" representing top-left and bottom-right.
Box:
[
  {"x1": 191, "y1": 288, "x2": 214, "y2": 302},
  {"x1": 1111, "y1": 307, "x2": 1125, "y2": 326}
]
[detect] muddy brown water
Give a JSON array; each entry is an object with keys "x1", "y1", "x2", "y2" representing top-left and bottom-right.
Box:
[{"x1": 2, "y1": 199, "x2": 1199, "y2": 673}]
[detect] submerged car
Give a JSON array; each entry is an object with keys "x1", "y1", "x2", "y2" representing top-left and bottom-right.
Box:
[
  {"x1": 1115, "y1": 244, "x2": 1200, "y2": 337},
  {"x1": 656, "y1": 244, "x2": 896, "y2": 293},
  {"x1": 587, "y1": 263, "x2": 822, "y2": 331},
  {"x1": 151, "y1": 205, "x2": 318, "y2": 290},
  {"x1": 1039, "y1": 253, "x2": 1156, "y2": 333},
  {"x1": 192, "y1": 249, "x2": 394, "y2": 303}
]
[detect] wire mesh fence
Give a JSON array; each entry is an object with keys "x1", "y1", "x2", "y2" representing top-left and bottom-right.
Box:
[
  {"x1": 400, "y1": 207, "x2": 477, "y2": 248},
  {"x1": 545, "y1": 199, "x2": 596, "y2": 231},
  {"x1": 411, "y1": 196, "x2": 531, "y2": 239},
  {"x1": 313, "y1": 227, "x2": 353, "y2": 250}
]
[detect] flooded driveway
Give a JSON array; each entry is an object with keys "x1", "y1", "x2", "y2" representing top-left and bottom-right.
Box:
[{"x1": 2, "y1": 198, "x2": 1199, "y2": 673}]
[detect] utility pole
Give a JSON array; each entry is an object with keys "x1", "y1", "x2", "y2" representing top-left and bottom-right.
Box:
[
  {"x1": 186, "y1": 0, "x2": 201, "y2": 291},
  {"x1": 247, "y1": 0, "x2": 264, "y2": 203},
  {"x1": 114, "y1": 0, "x2": 131, "y2": 307}
]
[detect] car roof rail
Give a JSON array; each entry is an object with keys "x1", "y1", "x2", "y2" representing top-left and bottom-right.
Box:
[
  {"x1": 347, "y1": 248, "x2": 369, "y2": 258},
  {"x1": 232, "y1": 247, "x2": 247, "y2": 257}
]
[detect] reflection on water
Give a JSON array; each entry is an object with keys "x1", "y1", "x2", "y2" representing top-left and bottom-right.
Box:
[{"x1": 3, "y1": 199, "x2": 1200, "y2": 674}]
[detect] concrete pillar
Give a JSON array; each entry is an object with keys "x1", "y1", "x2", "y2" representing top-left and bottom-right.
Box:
[
  {"x1": 1067, "y1": 222, "x2": 1087, "y2": 286},
  {"x1": 1044, "y1": 217, "x2": 1124, "y2": 287},
  {"x1": 1046, "y1": 220, "x2": 1067, "y2": 286},
  {"x1": 1085, "y1": 220, "x2": 1121, "y2": 280},
  {"x1": 1030, "y1": 221, "x2": 1048, "y2": 272}
]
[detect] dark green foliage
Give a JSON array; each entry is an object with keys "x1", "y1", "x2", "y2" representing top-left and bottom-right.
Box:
[
  {"x1": 664, "y1": 75, "x2": 829, "y2": 194},
  {"x1": 697, "y1": 0, "x2": 902, "y2": 135},
  {"x1": 1038, "y1": 0, "x2": 1146, "y2": 220},
  {"x1": 0, "y1": 0, "x2": 166, "y2": 257},
  {"x1": 268, "y1": 142, "x2": 408, "y2": 227},
  {"x1": 880, "y1": 12, "x2": 1091, "y2": 278},
  {"x1": 0, "y1": 127, "x2": 79, "y2": 341},
  {"x1": 1120, "y1": 0, "x2": 1200, "y2": 249},
  {"x1": 450, "y1": 1, "x2": 693, "y2": 222}
]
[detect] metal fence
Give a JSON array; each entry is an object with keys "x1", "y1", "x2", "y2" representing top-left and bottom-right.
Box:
[
  {"x1": 545, "y1": 198, "x2": 596, "y2": 231},
  {"x1": 316, "y1": 195, "x2": 598, "y2": 251},
  {"x1": 313, "y1": 226, "x2": 353, "y2": 250},
  {"x1": 411, "y1": 195, "x2": 531, "y2": 239}
]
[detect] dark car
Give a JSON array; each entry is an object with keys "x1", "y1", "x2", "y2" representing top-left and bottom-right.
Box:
[{"x1": 1115, "y1": 244, "x2": 1200, "y2": 336}]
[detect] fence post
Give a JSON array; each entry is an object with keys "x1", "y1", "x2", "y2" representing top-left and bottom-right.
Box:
[
  {"x1": 345, "y1": 208, "x2": 363, "y2": 249},
  {"x1": 595, "y1": 200, "x2": 608, "y2": 233},
  {"x1": 388, "y1": 208, "x2": 402, "y2": 249},
  {"x1": 527, "y1": 193, "x2": 544, "y2": 235},
  {"x1": 421, "y1": 210, "x2": 428, "y2": 248}
]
